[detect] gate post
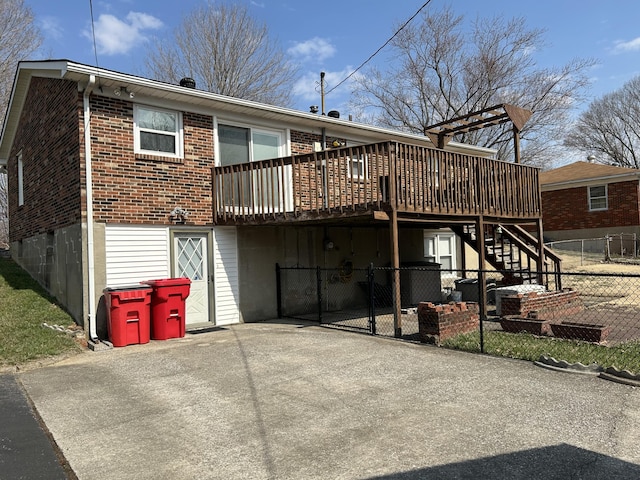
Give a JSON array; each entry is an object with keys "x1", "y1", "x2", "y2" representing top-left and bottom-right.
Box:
[
  {"x1": 316, "y1": 266, "x2": 323, "y2": 324},
  {"x1": 368, "y1": 263, "x2": 376, "y2": 335},
  {"x1": 276, "y1": 263, "x2": 282, "y2": 318}
]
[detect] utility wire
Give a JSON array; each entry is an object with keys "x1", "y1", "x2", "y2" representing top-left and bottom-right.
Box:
[
  {"x1": 325, "y1": 0, "x2": 433, "y2": 96},
  {"x1": 88, "y1": 0, "x2": 100, "y2": 70}
]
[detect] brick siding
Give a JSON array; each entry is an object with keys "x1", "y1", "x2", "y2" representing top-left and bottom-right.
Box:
[
  {"x1": 8, "y1": 78, "x2": 83, "y2": 241},
  {"x1": 542, "y1": 181, "x2": 640, "y2": 231},
  {"x1": 8, "y1": 77, "x2": 385, "y2": 233}
]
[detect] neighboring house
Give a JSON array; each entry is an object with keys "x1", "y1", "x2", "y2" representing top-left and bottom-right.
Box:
[
  {"x1": 540, "y1": 161, "x2": 640, "y2": 246},
  {"x1": 0, "y1": 60, "x2": 553, "y2": 343}
]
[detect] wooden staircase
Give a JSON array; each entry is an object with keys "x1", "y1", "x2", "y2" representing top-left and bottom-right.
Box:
[{"x1": 452, "y1": 224, "x2": 562, "y2": 288}]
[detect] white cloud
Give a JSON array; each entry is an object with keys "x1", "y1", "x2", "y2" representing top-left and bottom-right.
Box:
[
  {"x1": 613, "y1": 37, "x2": 640, "y2": 54},
  {"x1": 293, "y1": 67, "x2": 354, "y2": 102},
  {"x1": 288, "y1": 37, "x2": 336, "y2": 62},
  {"x1": 250, "y1": 1, "x2": 266, "y2": 7},
  {"x1": 83, "y1": 11, "x2": 163, "y2": 56},
  {"x1": 40, "y1": 16, "x2": 64, "y2": 41}
]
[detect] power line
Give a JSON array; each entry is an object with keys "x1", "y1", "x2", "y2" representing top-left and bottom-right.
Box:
[
  {"x1": 88, "y1": 0, "x2": 100, "y2": 69},
  {"x1": 325, "y1": 0, "x2": 433, "y2": 96}
]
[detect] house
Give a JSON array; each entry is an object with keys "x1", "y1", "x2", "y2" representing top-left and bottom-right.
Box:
[
  {"x1": 0, "y1": 60, "x2": 555, "y2": 344},
  {"x1": 540, "y1": 161, "x2": 640, "y2": 251}
]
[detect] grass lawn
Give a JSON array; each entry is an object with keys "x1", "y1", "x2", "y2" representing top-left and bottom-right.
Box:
[
  {"x1": 0, "y1": 257, "x2": 82, "y2": 369},
  {"x1": 443, "y1": 330, "x2": 640, "y2": 374}
]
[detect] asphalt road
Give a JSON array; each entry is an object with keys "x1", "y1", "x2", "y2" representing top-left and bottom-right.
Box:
[{"x1": 0, "y1": 374, "x2": 69, "y2": 479}]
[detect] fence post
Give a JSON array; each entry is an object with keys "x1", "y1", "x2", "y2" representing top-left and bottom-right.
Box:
[
  {"x1": 275, "y1": 263, "x2": 282, "y2": 318},
  {"x1": 368, "y1": 263, "x2": 376, "y2": 335},
  {"x1": 478, "y1": 269, "x2": 485, "y2": 354},
  {"x1": 316, "y1": 266, "x2": 323, "y2": 324}
]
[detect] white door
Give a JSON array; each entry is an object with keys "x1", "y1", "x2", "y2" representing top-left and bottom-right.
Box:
[{"x1": 175, "y1": 234, "x2": 210, "y2": 325}]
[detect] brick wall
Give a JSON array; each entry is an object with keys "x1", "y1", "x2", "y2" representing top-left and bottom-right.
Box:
[
  {"x1": 500, "y1": 289, "x2": 583, "y2": 319},
  {"x1": 418, "y1": 301, "x2": 479, "y2": 344},
  {"x1": 8, "y1": 78, "x2": 83, "y2": 241},
  {"x1": 8, "y1": 77, "x2": 385, "y2": 232},
  {"x1": 89, "y1": 96, "x2": 215, "y2": 225},
  {"x1": 542, "y1": 181, "x2": 640, "y2": 231}
]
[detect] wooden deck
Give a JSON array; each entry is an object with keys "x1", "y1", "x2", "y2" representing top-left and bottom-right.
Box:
[{"x1": 212, "y1": 141, "x2": 542, "y2": 226}]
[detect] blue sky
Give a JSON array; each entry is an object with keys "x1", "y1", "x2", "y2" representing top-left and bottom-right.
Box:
[{"x1": 26, "y1": 0, "x2": 640, "y2": 115}]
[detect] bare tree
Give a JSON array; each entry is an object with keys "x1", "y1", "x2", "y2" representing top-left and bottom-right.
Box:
[
  {"x1": 144, "y1": 2, "x2": 298, "y2": 106},
  {"x1": 349, "y1": 7, "x2": 594, "y2": 167},
  {"x1": 0, "y1": 0, "x2": 42, "y2": 246},
  {"x1": 565, "y1": 76, "x2": 640, "y2": 168}
]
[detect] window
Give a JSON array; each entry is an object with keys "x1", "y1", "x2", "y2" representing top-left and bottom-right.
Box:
[
  {"x1": 588, "y1": 185, "x2": 608, "y2": 211},
  {"x1": 218, "y1": 124, "x2": 282, "y2": 165},
  {"x1": 348, "y1": 153, "x2": 368, "y2": 181},
  {"x1": 134, "y1": 105, "x2": 182, "y2": 157},
  {"x1": 217, "y1": 123, "x2": 286, "y2": 210},
  {"x1": 17, "y1": 151, "x2": 23, "y2": 206},
  {"x1": 424, "y1": 231, "x2": 457, "y2": 275}
]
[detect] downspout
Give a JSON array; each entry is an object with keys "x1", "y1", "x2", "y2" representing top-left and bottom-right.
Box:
[{"x1": 83, "y1": 75, "x2": 98, "y2": 341}]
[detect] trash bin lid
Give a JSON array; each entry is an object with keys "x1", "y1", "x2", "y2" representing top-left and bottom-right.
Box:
[
  {"x1": 103, "y1": 285, "x2": 153, "y2": 293},
  {"x1": 142, "y1": 277, "x2": 191, "y2": 287}
]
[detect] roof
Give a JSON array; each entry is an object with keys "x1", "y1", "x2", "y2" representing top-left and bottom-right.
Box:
[
  {"x1": 0, "y1": 60, "x2": 497, "y2": 165},
  {"x1": 540, "y1": 161, "x2": 640, "y2": 191}
]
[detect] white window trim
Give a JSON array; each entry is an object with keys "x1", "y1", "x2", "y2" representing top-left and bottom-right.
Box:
[
  {"x1": 348, "y1": 153, "x2": 369, "y2": 181},
  {"x1": 424, "y1": 231, "x2": 457, "y2": 277},
  {"x1": 215, "y1": 119, "x2": 286, "y2": 165},
  {"x1": 17, "y1": 151, "x2": 24, "y2": 206},
  {"x1": 133, "y1": 105, "x2": 184, "y2": 158},
  {"x1": 588, "y1": 184, "x2": 608, "y2": 211}
]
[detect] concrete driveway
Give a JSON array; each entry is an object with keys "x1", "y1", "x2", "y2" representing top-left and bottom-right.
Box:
[{"x1": 19, "y1": 321, "x2": 640, "y2": 479}]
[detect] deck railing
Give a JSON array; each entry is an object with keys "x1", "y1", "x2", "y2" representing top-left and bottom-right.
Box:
[{"x1": 212, "y1": 141, "x2": 541, "y2": 222}]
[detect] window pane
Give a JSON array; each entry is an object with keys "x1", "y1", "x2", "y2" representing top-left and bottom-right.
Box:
[
  {"x1": 140, "y1": 132, "x2": 175, "y2": 153},
  {"x1": 438, "y1": 236, "x2": 453, "y2": 255},
  {"x1": 219, "y1": 125, "x2": 250, "y2": 166},
  {"x1": 138, "y1": 108, "x2": 176, "y2": 132},
  {"x1": 439, "y1": 257, "x2": 452, "y2": 270},
  {"x1": 590, "y1": 197, "x2": 607, "y2": 210},
  {"x1": 590, "y1": 186, "x2": 606, "y2": 197},
  {"x1": 253, "y1": 132, "x2": 280, "y2": 161}
]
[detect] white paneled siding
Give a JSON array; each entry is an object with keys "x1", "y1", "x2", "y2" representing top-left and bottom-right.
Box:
[
  {"x1": 213, "y1": 227, "x2": 240, "y2": 325},
  {"x1": 105, "y1": 225, "x2": 170, "y2": 287}
]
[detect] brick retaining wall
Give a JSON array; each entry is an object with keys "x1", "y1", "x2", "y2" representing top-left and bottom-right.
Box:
[
  {"x1": 418, "y1": 301, "x2": 479, "y2": 344},
  {"x1": 500, "y1": 289, "x2": 583, "y2": 320}
]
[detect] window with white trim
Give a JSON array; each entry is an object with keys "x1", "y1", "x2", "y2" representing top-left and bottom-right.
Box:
[
  {"x1": 134, "y1": 105, "x2": 183, "y2": 157},
  {"x1": 17, "y1": 151, "x2": 24, "y2": 206},
  {"x1": 217, "y1": 123, "x2": 286, "y2": 209},
  {"x1": 217, "y1": 123, "x2": 284, "y2": 165},
  {"x1": 588, "y1": 185, "x2": 608, "y2": 211},
  {"x1": 424, "y1": 231, "x2": 457, "y2": 275},
  {"x1": 348, "y1": 153, "x2": 368, "y2": 181}
]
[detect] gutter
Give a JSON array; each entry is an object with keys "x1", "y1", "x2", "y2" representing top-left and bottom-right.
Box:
[{"x1": 82, "y1": 74, "x2": 98, "y2": 341}]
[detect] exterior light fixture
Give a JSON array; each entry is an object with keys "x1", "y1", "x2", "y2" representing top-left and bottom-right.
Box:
[{"x1": 114, "y1": 86, "x2": 135, "y2": 99}]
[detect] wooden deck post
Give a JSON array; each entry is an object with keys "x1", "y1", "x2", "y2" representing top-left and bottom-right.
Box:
[
  {"x1": 390, "y1": 209, "x2": 402, "y2": 338},
  {"x1": 513, "y1": 126, "x2": 522, "y2": 164}
]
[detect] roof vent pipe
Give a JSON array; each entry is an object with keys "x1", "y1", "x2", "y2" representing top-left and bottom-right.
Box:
[
  {"x1": 327, "y1": 110, "x2": 340, "y2": 119},
  {"x1": 180, "y1": 77, "x2": 196, "y2": 89}
]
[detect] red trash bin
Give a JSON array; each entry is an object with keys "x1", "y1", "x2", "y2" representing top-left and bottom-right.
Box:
[
  {"x1": 142, "y1": 278, "x2": 191, "y2": 340},
  {"x1": 103, "y1": 285, "x2": 153, "y2": 347}
]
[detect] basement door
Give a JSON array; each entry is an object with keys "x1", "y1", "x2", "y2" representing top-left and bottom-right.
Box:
[{"x1": 174, "y1": 233, "x2": 211, "y2": 326}]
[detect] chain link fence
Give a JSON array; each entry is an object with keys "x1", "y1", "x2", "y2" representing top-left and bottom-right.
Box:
[
  {"x1": 547, "y1": 234, "x2": 640, "y2": 268},
  {"x1": 277, "y1": 264, "x2": 640, "y2": 375}
]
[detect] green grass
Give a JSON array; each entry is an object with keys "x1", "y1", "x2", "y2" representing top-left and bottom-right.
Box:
[
  {"x1": 0, "y1": 257, "x2": 81, "y2": 368},
  {"x1": 442, "y1": 330, "x2": 640, "y2": 374}
]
